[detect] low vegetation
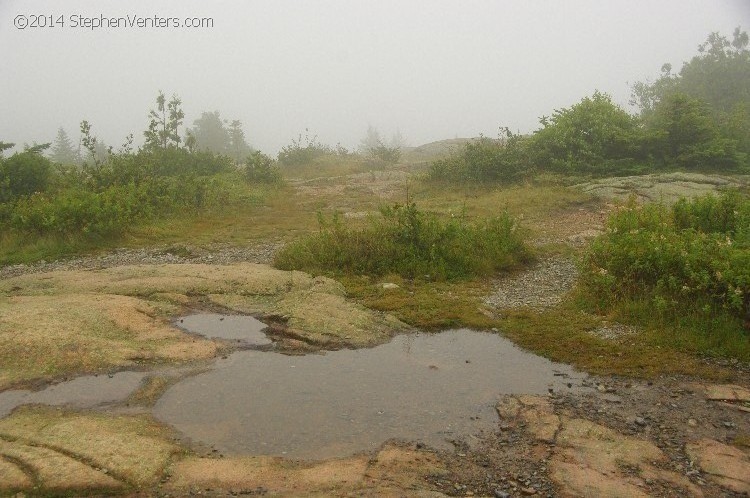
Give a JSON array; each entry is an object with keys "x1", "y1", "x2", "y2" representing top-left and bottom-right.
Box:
[
  {"x1": 579, "y1": 191, "x2": 750, "y2": 359},
  {"x1": 0, "y1": 95, "x2": 281, "y2": 265},
  {"x1": 274, "y1": 202, "x2": 533, "y2": 280}
]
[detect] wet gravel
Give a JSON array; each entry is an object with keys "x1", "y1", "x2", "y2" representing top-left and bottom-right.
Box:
[
  {"x1": 484, "y1": 256, "x2": 579, "y2": 311},
  {"x1": 0, "y1": 242, "x2": 283, "y2": 280}
]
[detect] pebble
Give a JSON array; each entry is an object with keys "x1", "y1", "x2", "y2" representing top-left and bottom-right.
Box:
[
  {"x1": 494, "y1": 491, "x2": 511, "y2": 498},
  {"x1": 635, "y1": 417, "x2": 647, "y2": 426},
  {"x1": 484, "y1": 256, "x2": 578, "y2": 310},
  {"x1": 0, "y1": 242, "x2": 283, "y2": 279}
]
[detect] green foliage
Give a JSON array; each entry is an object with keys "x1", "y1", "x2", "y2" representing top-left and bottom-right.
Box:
[
  {"x1": 368, "y1": 141, "x2": 402, "y2": 163},
  {"x1": 228, "y1": 120, "x2": 253, "y2": 161},
  {"x1": 143, "y1": 91, "x2": 184, "y2": 151},
  {"x1": 428, "y1": 130, "x2": 532, "y2": 183},
  {"x1": 0, "y1": 91, "x2": 260, "y2": 247},
  {"x1": 645, "y1": 92, "x2": 744, "y2": 171},
  {"x1": 3, "y1": 172, "x2": 244, "y2": 239},
  {"x1": 632, "y1": 27, "x2": 750, "y2": 167},
  {"x1": 532, "y1": 91, "x2": 642, "y2": 174},
  {"x1": 0, "y1": 151, "x2": 53, "y2": 203},
  {"x1": 48, "y1": 127, "x2": 80, "y2": 165},
  {"x1": 243, "y1": 151, "x2": 282, "y2": 184},
  {"x1": 190, "y1": 110, "x2": 230, "y2": 155},
  {"x1": 580, "y1": 192, "x2": 750, "y2": 333},
  {"x1": 0, "y1": 142, "x2": 14, "y2": 156},
  {"x1": 274, "y1": 203, "x2": 533, "y2": 280},
  {"x1": 679, "y1": 27, "x2": 750, "y2": 116},
  {"x1": 277, "y1": 131, "x2": 334, "y2": 166}
]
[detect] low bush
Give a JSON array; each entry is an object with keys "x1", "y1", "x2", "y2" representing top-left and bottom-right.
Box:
[
  {"x1": 244, "y1": 151, "x2": 282, "y2": 184},
  {"x1": 4, "y1": 172, "x2": 245, "y2": 239},
  {"x1": 277, "y1": 132, "x2": 335, "y2": 166},
  {"x1": 274, "y1": 203, "x2": 533, "y2": 280},
  {"x1": 579, "y1": 192, "x2": 750, "y2": 352},
  {"x1": 84, "y1": 148, "x2": 234, "y2": 188},
  {"x1": 427, "y1": 131, "x2": 532, "y2": 184},
  {"x1": 0, "y1": 151, "x2": 53, "y2": 202}
]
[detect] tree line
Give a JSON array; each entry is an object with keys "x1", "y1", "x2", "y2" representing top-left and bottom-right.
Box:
[{"x1": 429, "y1": 28, "x2": 750, "y2": 182}]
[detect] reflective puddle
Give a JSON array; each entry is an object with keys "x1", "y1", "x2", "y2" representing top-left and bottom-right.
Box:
[
  {"x1": 175, "y1": 313, "x2": 272, "y2": 345},
  {"x1": 154, "y1": 328, "x2": 588, "y2": 459},
  {"x1": 0, "y1": 371, "x2": 152, "y2": 418}
]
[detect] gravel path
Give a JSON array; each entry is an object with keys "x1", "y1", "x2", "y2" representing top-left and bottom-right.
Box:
[
  {"x1": 484, "y1": 255, "x2": 579, "y2": 310},
  {"x1": 0, "y1": 241, "x2": 283, "y2": 280}
]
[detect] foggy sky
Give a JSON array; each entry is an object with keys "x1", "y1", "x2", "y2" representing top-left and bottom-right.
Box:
[{"x1": 1, "y1": 0, "x2": 748, "y2": 154}]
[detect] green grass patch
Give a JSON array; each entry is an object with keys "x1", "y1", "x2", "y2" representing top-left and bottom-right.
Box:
[
  {"x1": 340, "y1": 275, "x2": 737, "y2": 380},
  {"x1": 274, "y1": 202, "x2": 534, "y2": 280},
  {"x1": 0, "y1": 175, "x2": 273, "y2": 265}
]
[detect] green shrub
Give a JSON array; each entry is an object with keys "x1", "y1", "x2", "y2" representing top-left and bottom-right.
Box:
[
  {"x1": 368, "y1": 141, "x2": 401, "y2": 163},
  {"x1": 531, "y1": 91, "x2": 643, "y2": 175},
  {"x1": 427, "y1": 131, "x2": 532, "y2": 184},
  {"x1": 274, "y1": 203, "x2": 533, "y2": 280},
  {"x1": 645, "y1": 92, "x2": 745, "y2": 171},
  {"x1": 244, "y1": 151, "x2": 282, "y2": 184},
  {"x1": 0, "y1": 151, "x2": 53, "y2": 202},
  {"x1": 277, "y1": 133, "x2": 334, "y2": 166},
  {"x1": 9, "y1": 186, "x2": 144, "y2": 237},
  {"x1": 580, "y1": 192, "x2": 750, "y2": 325},
  {"x1": 4, "y1": 172, "x2": 244, "y2": 239}
]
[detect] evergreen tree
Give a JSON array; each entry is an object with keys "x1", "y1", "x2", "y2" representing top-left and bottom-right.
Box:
[
  {"x1": 190, "y1": 111, "x2": 230, "y2": 155},
  {"x1": 49, "y1": 127, "x2": 80, "y2": 165},
  {"x1": 228, "y1": 120, "x2": 252, "y2": 161}
]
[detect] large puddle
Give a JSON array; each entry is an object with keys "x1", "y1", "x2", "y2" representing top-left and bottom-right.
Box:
[
  {"x1": 0, "y1": 314, "x2": 589, "y2": 461},
  {"x1": 154, "y1": 327, "x2": 588, "y2": 460}
]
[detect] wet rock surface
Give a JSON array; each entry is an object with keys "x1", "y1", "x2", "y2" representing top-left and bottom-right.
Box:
[{"x1": 573, "y1": 172, "x2": 750, "y2": 204}]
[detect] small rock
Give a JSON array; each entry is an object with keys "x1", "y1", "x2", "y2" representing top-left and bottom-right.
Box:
[
  {"x1": 521, "y1": 487, "x2": 537, "y2": 495},
  {"x1": 597, "y1": 384, "x2": 607, "y2": 393},
  {"x1": 687, "y1": 418, "x2": 698, "y2": 427},
  {"x1": 382, "y1": 282, "x2": 400, "y2": 290},
  {"x1": 494, "y1": 490, "x2": 511, "y2": 498},
  {"x1": 635, "y1": 417, "x2": 647, "y2": 426}
]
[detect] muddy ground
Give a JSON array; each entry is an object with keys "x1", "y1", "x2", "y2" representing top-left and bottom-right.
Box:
[{"x1": 0, "y1": 171, "x2": 748, "y2": 497}]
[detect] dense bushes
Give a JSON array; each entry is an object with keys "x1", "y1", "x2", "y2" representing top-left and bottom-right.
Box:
[
  {"x1": 532, "y1": 91, "x2": 643, "y2": 175},
  {"x1": 580, "y1": 191, "x2": 750, "y2": 325},
  {"x1": 0, "y1": 151, "x2": 53, "y2": 202},
  {"x1": 84, "y1": 148, "x2": 234, "y2": 188},
  {"x1": 274, "y1": 203, "x2": 533, "y2": 280},
  {"x1": 243, "y1": 151, "x2": 282, "y2": 184},
  {"x1": 428, "y1": 131, "x2": 532, "y2": 184},
  {"x1": 0, "y1": 146, "x2": 259, "y2": 240},
  {"x1": 645, "y1": 92, "x2": 744, "y2": 171}
]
